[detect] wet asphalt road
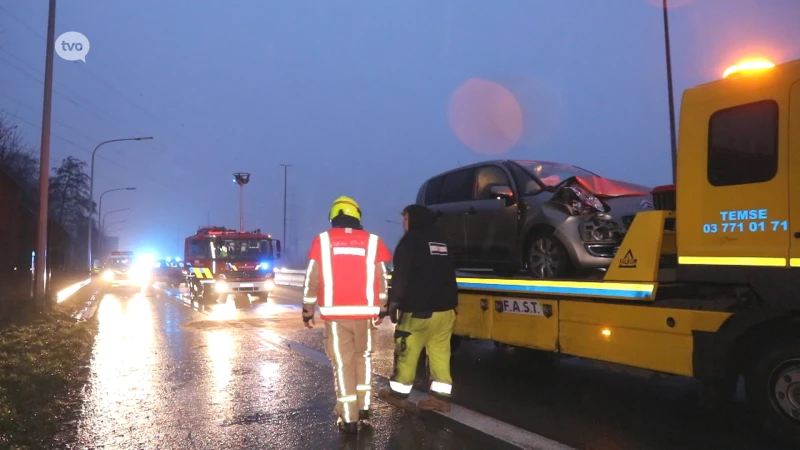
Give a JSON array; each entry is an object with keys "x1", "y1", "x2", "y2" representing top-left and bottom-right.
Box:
[
  {"x1": 64, "y1": 283, "x2": 788, "y2": 450},
  {"x1": 64, "y1": 286, "x2": 480, "y2": 450}
]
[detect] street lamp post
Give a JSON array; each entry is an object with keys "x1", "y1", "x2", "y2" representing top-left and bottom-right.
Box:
[
  {"x1": 102, "y1": 208, "x2": 130, "y2": 234},
  {"x1": 280, "y1": 164, "x2": 291, "y2": 252},
  {"x1": 33, "y1": 0, "x2": 57, "y2": 306},
  {"x1": 88, "y1": 137, "x2": 152, "y2": 270},
  {"x1": 662, "y1": 0, "x2": 678, "y2": 184},
  {"x1": 97, "y1": 187, "x2": 136, "y2": 232}
]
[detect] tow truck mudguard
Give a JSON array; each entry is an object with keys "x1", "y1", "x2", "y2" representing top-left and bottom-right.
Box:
[{"x1": 693, "y1": 300, "x2": 795, "y2": 382}]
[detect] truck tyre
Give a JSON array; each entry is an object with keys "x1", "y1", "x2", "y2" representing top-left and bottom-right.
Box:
[
  {"x1": 526, "y1": 230, "x2": 570, "y2": 279},
  {"x1": 746, "y1": 341, "x2": 800, "y2": 444}
]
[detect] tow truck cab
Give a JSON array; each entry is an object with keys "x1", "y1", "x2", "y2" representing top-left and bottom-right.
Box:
[{"x1": 184, "y1": 226, "x2": 282, "y2": 304}]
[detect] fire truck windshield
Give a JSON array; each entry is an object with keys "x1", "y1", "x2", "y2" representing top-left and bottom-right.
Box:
[{"x1": 213, "y1": 239, "x2": 274, "y2": 261}]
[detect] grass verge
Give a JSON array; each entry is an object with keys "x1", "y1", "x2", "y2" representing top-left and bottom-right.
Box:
[{"x1": 0, "y1": 302, "x2": 97, "y2": 448}]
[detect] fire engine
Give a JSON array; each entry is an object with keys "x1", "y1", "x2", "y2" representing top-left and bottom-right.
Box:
[{"x1": 184, "y1": 226, "x2": 281, "y2": 305}]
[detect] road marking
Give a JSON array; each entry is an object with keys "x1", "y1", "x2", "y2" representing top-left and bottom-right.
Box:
[{"x1": 157, "y1": 285, "x2": 574, "y2": 450}]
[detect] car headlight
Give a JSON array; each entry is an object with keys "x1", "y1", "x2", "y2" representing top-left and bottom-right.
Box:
[
  {"x1": 102, "y1": 270, "x2": 114, "y2": 282},
  {"x1": 264, "y1": 280, "x2": 275, "y2": 291},
  {"x1": 565, "y1": 185, "x2": 605, "y2": 215}
]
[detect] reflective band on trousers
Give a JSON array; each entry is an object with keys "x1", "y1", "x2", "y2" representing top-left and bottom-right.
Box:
[
  {"x1": 357, "y1": 384, "x2": 371, "y2": 391},
  {"x1": 338, "y1": 395, "x2": 357, "y2": 403},
  {"x1": 390, "y1": 380, "x2": 413, "y2": 394},
  {"x1": 430, "y1": 381, "x2": 452, "y2": 395},
  {"x1": 319, "y1": 306, "x2": 381, "y2": 316},
  {"x1": 331, "y1": 322, "x2": 350, "y2": 423},
  {"x1": 303, "y1": 297, "x2": 316, "y2": 304}
]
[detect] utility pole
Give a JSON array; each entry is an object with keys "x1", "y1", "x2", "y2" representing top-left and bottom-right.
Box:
[
  {"x1": 662, "y1": 0, "x2": 678, "y2": 184},
  {"x1": 280, "y1": 164, "x2": 291, "y2": 253},
  {"x1": 34, "y1": 0, "x2": 57, "y2": 307},
  {"x1": 233, "y1": 173, "x2": 250, "y2": 232}
]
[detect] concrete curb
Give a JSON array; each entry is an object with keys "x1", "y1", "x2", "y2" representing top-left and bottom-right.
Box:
[{"x1": 56, "y1": 278, "x2": 92, "y2": 303}]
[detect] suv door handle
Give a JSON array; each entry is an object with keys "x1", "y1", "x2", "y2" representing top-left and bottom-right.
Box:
[
  {"x1": 795, "y1": 232, "x2": 800, "y2": 239},
  {"x1": 465, "y1": 207, "x2": 477, "y2": 215}
]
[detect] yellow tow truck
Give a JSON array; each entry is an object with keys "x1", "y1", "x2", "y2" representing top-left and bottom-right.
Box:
[{"x1": 396, "y1": 58, "x2": 800, "y2": 443}]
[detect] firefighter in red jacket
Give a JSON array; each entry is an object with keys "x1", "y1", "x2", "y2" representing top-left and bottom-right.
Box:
[{"x1": 302, "y1": 196, "x2": 392, "y2": 433}]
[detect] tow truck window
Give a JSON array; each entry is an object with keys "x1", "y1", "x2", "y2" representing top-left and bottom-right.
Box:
[
  {"x1": 708, "y1": 99, "x2": 779, "y2": 187},
  {"x1": 213, "y1": 239, "x2": 274, "y2": 260},
  {"x1": 188, "y1": 241, "x2": 211, "y2": 259}
]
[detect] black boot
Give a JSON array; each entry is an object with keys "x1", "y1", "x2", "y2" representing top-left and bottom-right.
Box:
[
  {"x1": 337, "y1": 417, "x2": 358, "y2": 434},
  {"x1": 359, "y1": 409, "x2": 373, "y2": 427}
]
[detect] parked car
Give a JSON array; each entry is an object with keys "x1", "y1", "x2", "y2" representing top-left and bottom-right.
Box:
[{"x1": 414, "y1": 160, "x2": 654, "y2": 278}]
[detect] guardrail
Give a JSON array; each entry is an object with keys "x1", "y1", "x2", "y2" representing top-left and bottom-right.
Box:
[{"x1": 273, "y1": 268, "x2": 305, "y2": 287}]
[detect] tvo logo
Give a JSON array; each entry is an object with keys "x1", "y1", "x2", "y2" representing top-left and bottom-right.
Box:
[{"x1": 55, "y1": 31, "x2": 90, "y2": 62}]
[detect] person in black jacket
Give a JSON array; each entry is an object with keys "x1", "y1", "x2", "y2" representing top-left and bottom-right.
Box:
[{"x1": 376, "y1": 204, "x2": 458, "y2": 413}]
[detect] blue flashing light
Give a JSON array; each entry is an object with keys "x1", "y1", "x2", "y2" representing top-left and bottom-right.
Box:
[{"x1": 258, "y1": 261, "x2": 270, "y2": 270}]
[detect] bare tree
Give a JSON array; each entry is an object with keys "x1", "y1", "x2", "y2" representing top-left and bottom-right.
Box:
[
  {"x1": 0, "y1": 113, "x2": 39, "y2": 192},
  {"x1": 48, "y1": 156, "x2": 92, "y2": 236}
]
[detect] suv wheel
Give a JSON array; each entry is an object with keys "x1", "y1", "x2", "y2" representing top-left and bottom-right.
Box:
[{"x1": 527, "y1": 231, "x2": 569, "y2": 279}]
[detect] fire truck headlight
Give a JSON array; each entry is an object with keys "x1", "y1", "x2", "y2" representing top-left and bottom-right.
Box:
[
  {"x1": 215, "y1": 281, "x2": 229, "y2": 293},
  {"x1": 264, "y1": 280, "x2": 275, "y2": 291},
  {"x1": 102, "y1": 270, "x2": 114, "y2": 282}
]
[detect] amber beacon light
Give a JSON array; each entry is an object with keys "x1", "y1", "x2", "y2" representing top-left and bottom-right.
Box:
[{"x1": 723, "y1": 59, "x2": 775, "y2": 78}]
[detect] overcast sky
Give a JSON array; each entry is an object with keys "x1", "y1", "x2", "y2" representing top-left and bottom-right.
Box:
[{"x1": 1, "y1": 0, "x2": 799, "y2": 262}]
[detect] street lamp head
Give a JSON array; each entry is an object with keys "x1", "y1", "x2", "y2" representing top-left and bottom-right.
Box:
[
  {"x1": 135, "y1": 136, "x2": 154, "y2": 141},
  {"x1": 125, "y1": 187, "x2": 137, "y2": 191}
]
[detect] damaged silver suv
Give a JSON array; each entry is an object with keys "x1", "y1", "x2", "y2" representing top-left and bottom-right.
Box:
[{"x1": 415, "y1": 160, "x2": 654, "y2": 278}]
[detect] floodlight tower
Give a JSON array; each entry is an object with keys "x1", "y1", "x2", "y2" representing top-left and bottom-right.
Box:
[{"x1": 233, "y1": 172, "x2": 250, "y2": 232}]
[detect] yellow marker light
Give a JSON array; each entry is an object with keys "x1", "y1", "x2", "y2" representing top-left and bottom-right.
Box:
[
  {"x1": 601, "y1": 328, "x2": 612, "y2": 337},
  {"x1": 723, "y1": 59, "x2": 775, "y2": 78}
]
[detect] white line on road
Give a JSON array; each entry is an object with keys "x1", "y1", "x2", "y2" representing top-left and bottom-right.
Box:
[{"x1": 159, "y1": 286, "x2": 574, "y2": 450}]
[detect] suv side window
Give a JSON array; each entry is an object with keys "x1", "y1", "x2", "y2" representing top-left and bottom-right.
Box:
[
  {"x1": 422, "y1": 175, "x2": 445, "y2": 205},
  {"x1": 439, "y1": 168, "x2": 473, "y2": 203},
  {"x1": 507, "y1": 163, "x2": 542, "y2": 195},
  {"x1": 708, "y1": 100, "x2": 779, "y2": 187},
  {"x1": 473, "y1": 165, "x2": 511, "y2": 199}
]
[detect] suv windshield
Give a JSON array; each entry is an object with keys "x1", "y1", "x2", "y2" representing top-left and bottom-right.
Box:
[
  {"x1": 213, "y1": 239, "x2": 274, "y2": 261},
  {"x1": 515, "y1": 160, "x2": 598, "y2": 187},
  {"x1": 105, "y1": 258, "x2": 132, "y2": 269}
]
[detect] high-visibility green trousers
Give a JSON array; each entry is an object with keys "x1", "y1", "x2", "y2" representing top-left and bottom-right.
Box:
[{"x1": 389, "y1": 309, "x2": 456, "y2": 399}]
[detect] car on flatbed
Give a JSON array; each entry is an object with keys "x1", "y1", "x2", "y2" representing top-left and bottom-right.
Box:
[{"x1": 415, "y1": 159, "x2": 654, "y2": 278}]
